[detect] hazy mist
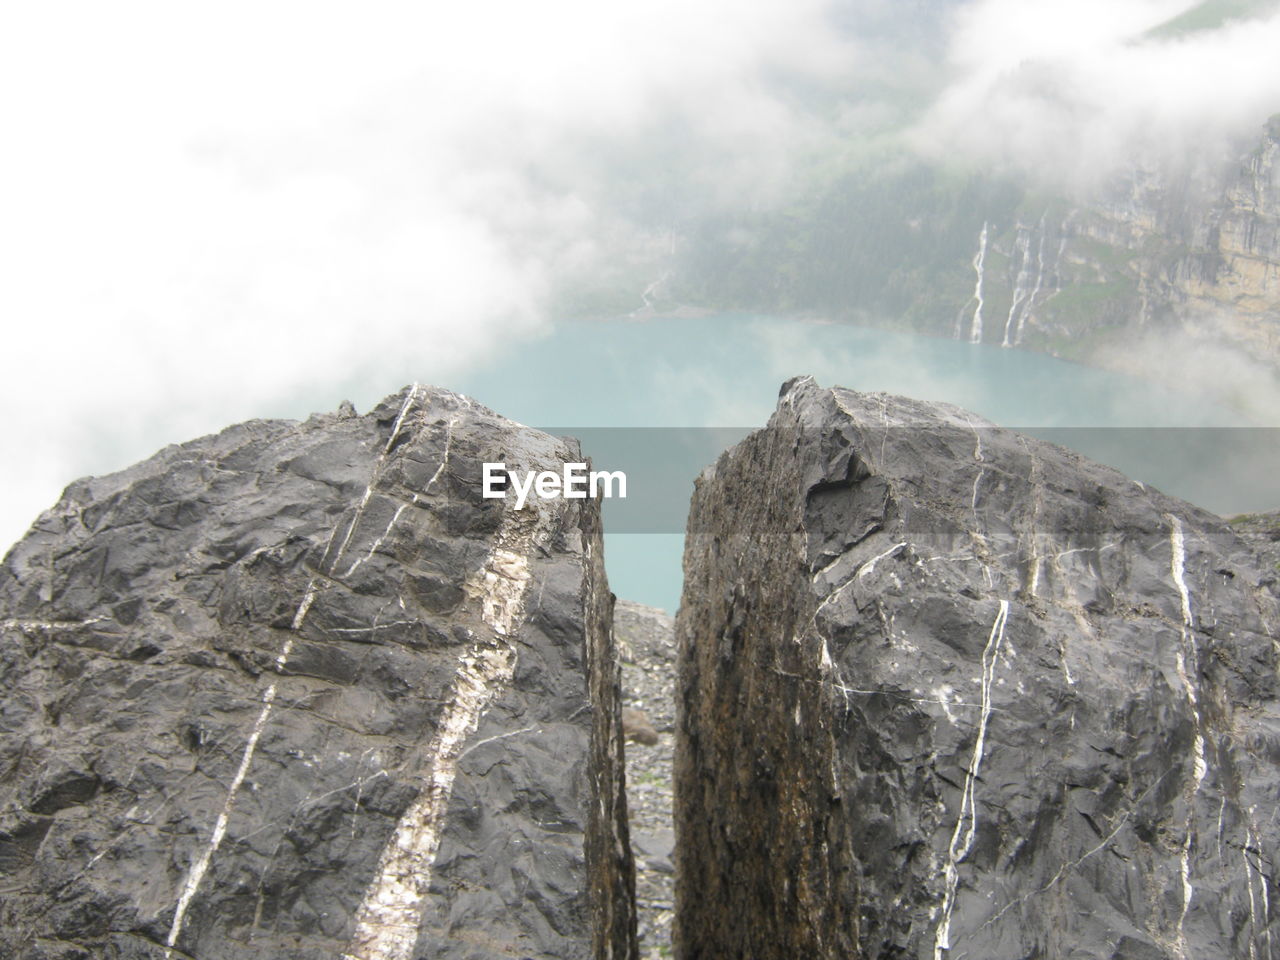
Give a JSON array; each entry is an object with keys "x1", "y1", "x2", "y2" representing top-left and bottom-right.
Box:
[
  {"x1": 3, "y1": 0, "x2": 1278, "y2": 552},
  {"x1": 914, "y1": 0, "x2": 1280, "y2": 188}
]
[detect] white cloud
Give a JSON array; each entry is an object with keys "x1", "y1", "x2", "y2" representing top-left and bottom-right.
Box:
[
  {"x1": 913, "y1": 0, "x2": 1280, "y2": 188},
  {"x1": 12, "y1": 0, "x2": 1269, "y2": 557},
  {"x1": 0, "y1": 0, "x2": 856, "y2": 551}
]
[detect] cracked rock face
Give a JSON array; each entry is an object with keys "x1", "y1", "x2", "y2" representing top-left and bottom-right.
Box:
[
  {"x1": 0, "y1": 386, "x2": 636, "y2": 960},
  {"x1": 675, "y1": 376, "x2": 1280, "y2": 960}
]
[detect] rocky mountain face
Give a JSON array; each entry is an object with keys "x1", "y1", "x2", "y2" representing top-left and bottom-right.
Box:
[
  {"x1": 0, "y1": 386, "x2": 636, "y2": 960},
  {"x1": 3, "y1": 377, "x2": 1278, "y2": 960},
  {"x1": 1232, "y1": 510, "x2": 1280, "y2": 578},
  {"x1": 967, "y1": 118, "x2": 1280, "y2": 365},
  {"x1": 675, "y1": 376, "x2": 1280, "y2": 959},
  {"x1": 665, "y1": 119, "x2": 1280, "y2": 377}
]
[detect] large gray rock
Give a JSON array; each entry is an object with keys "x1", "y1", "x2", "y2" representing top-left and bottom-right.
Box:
[
  {"x1": 0, "y1": 385, "x2": 636, "y2": 960},
  {"x1": 675, "y1": 376, "x2": 1280, "y2": 960}
]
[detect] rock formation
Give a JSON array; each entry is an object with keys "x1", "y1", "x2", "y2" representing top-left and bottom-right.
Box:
[
  {"x1": 667, "y1": 118, "x2": 1280, "y2": 373},
  {"x1": 954, "y1": 117, "x2": 1280, "y2": 365},
  {"x1": 1028, "y1": 117, "x2": 1280, "y2": 364},
  {"x1": 0, "y1": 386, "x2": 636, "y2": 960},
  {"x1": 5, "y1": 374, "x2": 1278, "y2": 960},
  {"x1": 1233, "y1": 510, "x2": 1280, "y2": 577},
  {"x1": 675, "y1": 376, "x2": 1280, "y2": 959}
]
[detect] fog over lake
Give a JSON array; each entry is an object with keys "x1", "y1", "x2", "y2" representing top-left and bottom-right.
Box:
[{"x1": 449, "y1": 313, "x2": 1274, "y2": 611}]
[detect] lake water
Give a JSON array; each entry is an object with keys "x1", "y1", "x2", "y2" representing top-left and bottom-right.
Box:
[{"x1": 452, "y1": 314, "x2": 1277, "y2": 612}]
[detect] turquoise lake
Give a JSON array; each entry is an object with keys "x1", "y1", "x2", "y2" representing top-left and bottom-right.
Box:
[{"x1": 417, "y1": 314, "x2": 1276, "y2": 612}]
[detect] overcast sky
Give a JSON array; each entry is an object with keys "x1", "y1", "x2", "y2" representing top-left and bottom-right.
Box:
[
  {"x1": 1, "y1": 0, "x2": 858, "y2": 547},
  {"x1": 915, "y1": 0, "x2": 1280, "y2": 188},
  {"x1": 2, "y1": 0, "x2": 1278, "y2": 552}
]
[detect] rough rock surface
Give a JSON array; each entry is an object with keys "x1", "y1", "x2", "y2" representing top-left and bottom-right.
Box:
[
  {"x1": 1019, "y1": 117, "x2": 1279, "y2": 366},
  {"x1": 0, "y1": 385, "x2": 636, "y2": 960},
  {"x1": 675, "y1": 376, "x2": 1280, "y2": 960},
  {"x1": 1232, "y1": 510, "x2": 1280, "y2": 580},
  {"x1": 615, "y1": 601, "x2": 677, "y2": 960}
]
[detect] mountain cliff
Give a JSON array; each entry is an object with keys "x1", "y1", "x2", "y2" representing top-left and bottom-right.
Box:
[
  {"x1": 666, "y1": 119, "x2": 1280, "y2": 375},
  {"x1": 675, "y1": 377, "x2": 1280, "y2": 959},
  {"x1": 991, "y1": 117, "x2": 1280, "y2": 365},
  {"x1": 3, "y1": 379, "x2": 1278, "y2": 959},
  {"x1": 0, "y1": 386, "x2": 636, "y2": 960}
]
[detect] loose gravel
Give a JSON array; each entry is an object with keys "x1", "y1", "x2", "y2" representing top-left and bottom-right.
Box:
[{"x1": 615, "y1": 600, "x2": 677, "y2": 959}]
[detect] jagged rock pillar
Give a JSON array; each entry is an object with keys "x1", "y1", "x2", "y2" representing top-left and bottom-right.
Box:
[
  {"x1": 0, "y1": 385, "x2": 636, "y2": 960},
  {"x1": 674, "y1": 376, "x2": 1280, "y2": 960}
]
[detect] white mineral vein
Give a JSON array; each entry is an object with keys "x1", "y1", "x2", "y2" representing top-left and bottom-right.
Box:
[
  {"x1": 1167, "y1": 514, "x2": 1206, "y2": 954},
  {"x1": 344, "y1": 505, "x2": 543, "y2": 960},
  {"x1": 329, "y1": 384, "x2": 421, "y2": 575},
  {"x1": 164, "y1": 580, "x2": 317, "y2": 957},
  {"x1": 934, "y1": 598, "x2": 1009, "y2": 959},
  {"x1": 339, "y1": 504, "x2": 407, "y2": 580},
  {"x1": 857, "y1": 542, "x2": 907, "y2": 580}
]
